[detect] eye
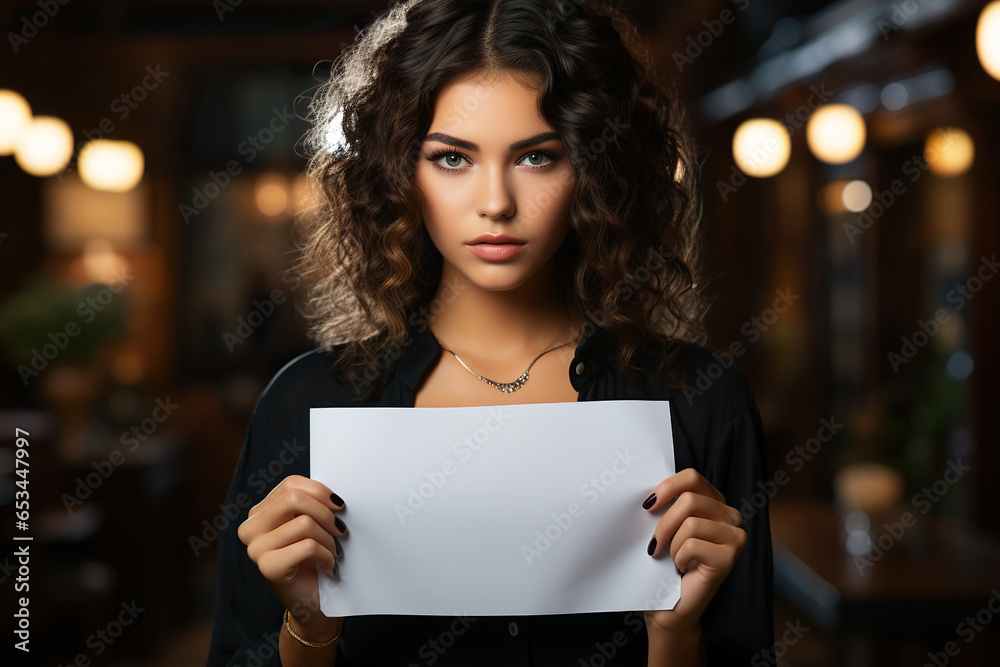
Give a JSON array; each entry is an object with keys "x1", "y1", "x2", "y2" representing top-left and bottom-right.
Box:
[
  {"x1": 427, "y1": 149, "x2": 471, "y2": 172},
  {"x1": 425, "y1": 147, "x2": 561, "y2": 173},
  {"x1": 519, "y1": 151, "x2": 557, "y2": 169}
]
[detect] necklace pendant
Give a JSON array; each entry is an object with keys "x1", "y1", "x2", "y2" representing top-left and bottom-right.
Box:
[{"x1": 485, "y1": 371, "x2": 528, "y2": 393}]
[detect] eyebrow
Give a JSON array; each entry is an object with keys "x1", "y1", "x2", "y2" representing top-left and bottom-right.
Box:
[{"x1": 423, "y1": 131, "x2": 562, "y2": 153}]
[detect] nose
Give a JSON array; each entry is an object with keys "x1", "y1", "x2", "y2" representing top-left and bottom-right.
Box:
[{"x1": 476, "y1": 161, "x2": 516, "y2": 220}]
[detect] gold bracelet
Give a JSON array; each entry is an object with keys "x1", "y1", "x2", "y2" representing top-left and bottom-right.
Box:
[{"x1": 283, "y1": 608, "x2": 342, "y2": 648}]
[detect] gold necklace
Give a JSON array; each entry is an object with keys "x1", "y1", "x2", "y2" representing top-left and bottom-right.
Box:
[{"x1": 438, "y1": 334, "x2": 577, "y2": 393}]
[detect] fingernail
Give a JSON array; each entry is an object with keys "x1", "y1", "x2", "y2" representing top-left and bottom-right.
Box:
[
  {"x1": 330, "y1": 491, "x2": 345, "y2": 508},
  {"x1": 334, "y1": 536, "x2": 343, "y2": 558},
  {"x1": 334, "y1": 515, "x2": 348, "y2": 534},
  {"x1": 647, "y1": 535, "x2": 657, "y2": 556},
  {"x1": 333, "y1": 560, "x2": 340, "y2": 577},
  {"x1": 642, "y1": 493, "x2": 656, "y2": 510}
]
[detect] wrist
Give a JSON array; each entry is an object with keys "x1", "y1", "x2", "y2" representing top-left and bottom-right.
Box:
[
  {"x1": 646, "y1": 618, "x2": 701, "y2": 644},
  {"x1": 646, "y1": 618, "x2": 705, "y2": 666},
  {"x1": 286, "y1": 608, "x2": 342, "y2": 645}
]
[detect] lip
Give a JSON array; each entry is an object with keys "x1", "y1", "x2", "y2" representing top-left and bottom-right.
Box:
[
  {"x1": 466, "y1": 243, "x2": 526, "y2": 261},
  {"x1": 467, "y1": 233, "x2": 527, "y2": 245}
]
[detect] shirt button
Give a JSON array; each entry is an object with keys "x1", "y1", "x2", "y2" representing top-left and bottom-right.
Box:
[
  {"x1": 575, "y1": 362, "x2": 586, "y2": 376},
  {"x1": 508, "y1": 621, "x2": 518, "y2": 636}
]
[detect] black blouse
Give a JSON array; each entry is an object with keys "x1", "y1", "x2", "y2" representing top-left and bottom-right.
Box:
[{"x1": 206, "y1": 319, "x2": 774, "y2": 666}]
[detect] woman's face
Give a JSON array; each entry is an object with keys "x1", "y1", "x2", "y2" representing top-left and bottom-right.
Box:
[{"x1": 414, "y1": 71, "x2": 576, "y2": 292}]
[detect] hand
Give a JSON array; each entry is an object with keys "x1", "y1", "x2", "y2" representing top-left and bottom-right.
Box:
[
  {"x1": 237, "y1": 474, "x2": 348, "y2": 640},
  {"x1": 640, "y1": 468, "x2": 746, "y2": 638}
]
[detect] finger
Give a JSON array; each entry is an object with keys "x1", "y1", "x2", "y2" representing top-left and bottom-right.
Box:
[
  {"x1": 641, "y1": 468, "x2": 724, "y2": 512},
  {"x1": 239, "y1": 486, "x2": 347, "y2": 546},
  {"x1": 257, "y1": 538, "x2": 338, "y2": 583},
  {"x1": 645, "y1": 492, "x2": 741, "y2": 558},
  {"x1": 661, "y1": 516, "x2": 744, "y2": 564},
  {"x1": 249, "y1": 475, "x2": 345, "y2": 521},
  {"x1": 246, "y1": 512, "x2": 343, "y2": 569},
  {"x1": 673, "y1": 537, "x2": 742, "y2": 575}
]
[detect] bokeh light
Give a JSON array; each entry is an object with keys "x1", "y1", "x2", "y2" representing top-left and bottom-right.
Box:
[
  {"x1": 255, "y1": 172, "x2": 290, "y2": 217},
  {"x1": 925, "y1": 127, "x2": 974, "y2": 177},
  {"x1": 806, "y1": 104, "x2": 866, "y2": 165},
  {"x1": 977, "y1": 1, "x2": 1000, "y2": 80},
  {"x1": 14, "y1": 115, "x2": 73, "y2": 176},
  {"x1": 946, "y1": 350, "x2": 974, "y2": 380},
  {"x1": 79, "y1": 139, "x2": 145, "y2": 192},
  {"x1": 732, "y1": 118, "x2": 791, "y2": 177},
  {"x1": 0, "y1": 89, "x2": 31, "y2": 155},
  {"x1": 842, "y1": 180, "x2": 873, "y2": 212}
]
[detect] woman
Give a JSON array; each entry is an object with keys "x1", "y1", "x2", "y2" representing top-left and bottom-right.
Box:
[{"x1": 207, "y1": 0, "x2": 774, "y2": 665}]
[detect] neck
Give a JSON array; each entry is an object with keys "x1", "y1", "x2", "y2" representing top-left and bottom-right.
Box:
[{"x1": 425, "y1": 260, "x2": 584, "y2": 363}]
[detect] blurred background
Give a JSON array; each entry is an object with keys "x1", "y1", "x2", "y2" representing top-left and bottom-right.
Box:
[{"x1": 1, "y1": 0, "x2": 998, "y2": 665}]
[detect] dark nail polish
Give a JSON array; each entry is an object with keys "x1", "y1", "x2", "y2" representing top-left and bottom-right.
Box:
[
  {"x1": 330, "y1": 491, "x2": 345, "y2": 508},
  {"x1": 333, "y1": 560, "x2": 340, "y2": 577},
  {"x1": 647, "y1": 535, "x2": 657, "y2": 556},
  {"x1": 334, "y1": 536, "x2": 343, "y2": 558},
  {"x1": 334, "y1": 515, "x2": 348, "y2": 534},
  {"x1": 642, "y1": 493, "x2": 656, "y2": 510}
]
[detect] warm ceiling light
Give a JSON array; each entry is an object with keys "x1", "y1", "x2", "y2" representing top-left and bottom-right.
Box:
[
  {"x1": 977, "y1": 1, "x2": 1000, "y2": 81},
  {"x1": 842, "y1": 180, "x2": 873, "y2": 212},
  {"x1": 255, "y1": 172, "x2": 289, "y2": 217},
  {"x1": 0, "y1": 89, "x2": 31, "y2": 155},
  {"x1": 806, "y1": 104, "x2": 866, "y2": 165},
  {"x1": 925, "y1": 127, "x2": 974, "y2": 177},
  {"x1": 79, "y1": 139, "x2": 145, "y2": 192},
  {"x1": 732, "y1": 118, "x2": 791, "y2": 177},
  {"x1": 14, "y1": 115, "x2": 73, "y2": 176}
]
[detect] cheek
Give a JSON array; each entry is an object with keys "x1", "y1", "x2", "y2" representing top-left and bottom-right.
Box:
[
  {"x1": 416, "y1": 166, "x2": 467, "y2": 220},
  {"x1": 530, "y1": 173, "x2": 574, "y2": 234}
]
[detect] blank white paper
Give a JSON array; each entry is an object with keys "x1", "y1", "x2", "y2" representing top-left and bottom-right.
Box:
[{"x1": 310, "y1": 399, "x2": 679, "y2": 617}]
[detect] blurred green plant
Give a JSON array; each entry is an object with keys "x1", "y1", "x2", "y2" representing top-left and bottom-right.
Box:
[
  {"x1": 0, "y1": 274, "x2": 126, "y2": 368},
  {"x1": 840, "y1": 337, "x2": 963, "y2": 503}
]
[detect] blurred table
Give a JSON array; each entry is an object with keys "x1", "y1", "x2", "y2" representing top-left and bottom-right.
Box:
[{"x1": 770, "y1": 499, "x2": 1000, "y2": 664}]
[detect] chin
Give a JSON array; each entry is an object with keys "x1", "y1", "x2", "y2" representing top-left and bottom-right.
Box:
[{"x1": 455, "y1": 262, "x2": 536, "y2": 291}]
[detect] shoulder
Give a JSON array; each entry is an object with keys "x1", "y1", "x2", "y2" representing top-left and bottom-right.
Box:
[
  {"x1": 250, "y1": 345, "x2": 361, "y2": 431},
  {"x1": 643, "y1": 338, "x2": 756, "y2": 426},
  {"x1": 633, "y1": 338, "x2": 763, "y2": 474}
]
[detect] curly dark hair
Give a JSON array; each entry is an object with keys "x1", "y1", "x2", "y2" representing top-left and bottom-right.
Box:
[{"x1": 290, "y1": 0, "x2": 709, "y2": 401}]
